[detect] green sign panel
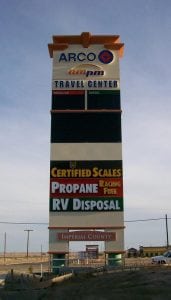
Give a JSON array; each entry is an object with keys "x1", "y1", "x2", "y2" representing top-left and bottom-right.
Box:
[{"x1": 50, "y1": 197, "x2": 123, "y2": 212}]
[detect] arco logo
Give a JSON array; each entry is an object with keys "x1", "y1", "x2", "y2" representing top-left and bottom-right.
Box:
[
  {"x1": 98, "y1": 50, "x2": 114, "y2": 64},
  {"x1": 58, "y1": 50, "x2": 114, "y2": 64}
]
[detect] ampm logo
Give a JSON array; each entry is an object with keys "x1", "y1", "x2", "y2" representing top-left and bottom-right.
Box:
[
  {"x1": 58, "y1": 50, "x2": 114, "y2": 64},
  {"x1": 68, "y1": 64, "x2": 105, "y2": 77}
]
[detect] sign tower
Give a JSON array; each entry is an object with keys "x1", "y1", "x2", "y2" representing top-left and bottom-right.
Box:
[{"x1": 48, "y1": 32, "x2": 124, "y2": 271}]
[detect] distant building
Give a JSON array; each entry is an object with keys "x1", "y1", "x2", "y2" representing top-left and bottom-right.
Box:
[
  {"x1": 127, "y1": 246, "x2": 171, "y2": 258},
  {"x1": 127, "y1": 248, "x2": 138, "y2": 257},
  {"x1": 86, "y1": 245, "x2": 99, "y2": 259},
  {"x1": 139, "y1": 246, "x2": 170, "y2": 257}
]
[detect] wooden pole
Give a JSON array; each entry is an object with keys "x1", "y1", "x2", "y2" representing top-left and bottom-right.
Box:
[{"x1": 165, "y1": 214, "x2": 169, "y2": 249}]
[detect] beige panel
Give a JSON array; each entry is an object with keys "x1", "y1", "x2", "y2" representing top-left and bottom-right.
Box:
[
  {"x1": 49, "y1": 229, "x2": 69, "y2": 252},
  {"x1": 52, "y1": 45, "x2": 119, "y2": 80},
  {"x1": 50, "y1": 143, "x2": 122, "y2": 161},
  {"x1": 49, "y1": 211, "x2": 124, "y2": 227},
  {"x1": 49, "y1": 242, "x2": 69, "y2": 253},
  {"x1": 49, "y1": 228, "x2": 124, "y2": 253},
  {"x1": 105, "y1": 229, "x2": 124, "y2": 252}
]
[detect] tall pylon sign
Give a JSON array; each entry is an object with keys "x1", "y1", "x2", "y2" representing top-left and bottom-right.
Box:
[{"x1": 48, "y1": 32, "x2": 124, "y2": 272}]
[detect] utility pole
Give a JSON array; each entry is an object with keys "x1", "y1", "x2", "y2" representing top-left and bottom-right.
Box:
[
  {"x1": 4, "y1": 232, "x2": 6, "y2": 264},
  {"x1": 165, "y1": 214, "x2": 169, "y2": 249},
  {"x1": 24, "y1": 229, "x2": 33, "y2": 258},
  {"x1": 41, "y1": 244, "x2": 43, "y2": 261}
]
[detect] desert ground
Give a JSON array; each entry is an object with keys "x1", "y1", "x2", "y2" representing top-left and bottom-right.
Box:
[
  {"x1": 1, "y1": 255, "x2": 171, "y2": 300},
  {"x1": 0, "y1": 253, "x2": 49, "y2": 276},
  {"x1": 40, "y1": 267, "x2": 171, "y2": 300}
]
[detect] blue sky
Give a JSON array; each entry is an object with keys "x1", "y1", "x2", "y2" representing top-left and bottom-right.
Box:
[{"x1": 0, "y1": 0, "x2": 171, "y2": 252}]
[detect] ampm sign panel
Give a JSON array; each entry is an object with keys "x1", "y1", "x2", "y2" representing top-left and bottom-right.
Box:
[
  {"x1": 52, "y1": 46, "x2": 119, "y2": 80},
  {"x1": 50, "y1": 38, "x2": 122, "y2": 90},
  {"x1": 48, "y1": 32, "x2": 125, "y2": 270}
]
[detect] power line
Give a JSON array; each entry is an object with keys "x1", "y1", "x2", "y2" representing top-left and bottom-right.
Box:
[
  {"x1": 0, "y1": 221, "x2": 48, "y2": 225},
  {"x1": 125, "y1": 217, "x2": 170, "y2": 223},
  {"x1": 0, "y1": 217, "x2": 170, "y2": 225}
]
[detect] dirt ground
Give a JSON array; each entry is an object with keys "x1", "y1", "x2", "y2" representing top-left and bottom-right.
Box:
[
  {"x1": 39, "y1": 267, "x2": 171, "y2": 300},
  {"x1": 1, "y1": 266, "x2": 171, "y2": 300},
  {"x1": 0, "y1": 253, "x2": 48, "y2": 267}
]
